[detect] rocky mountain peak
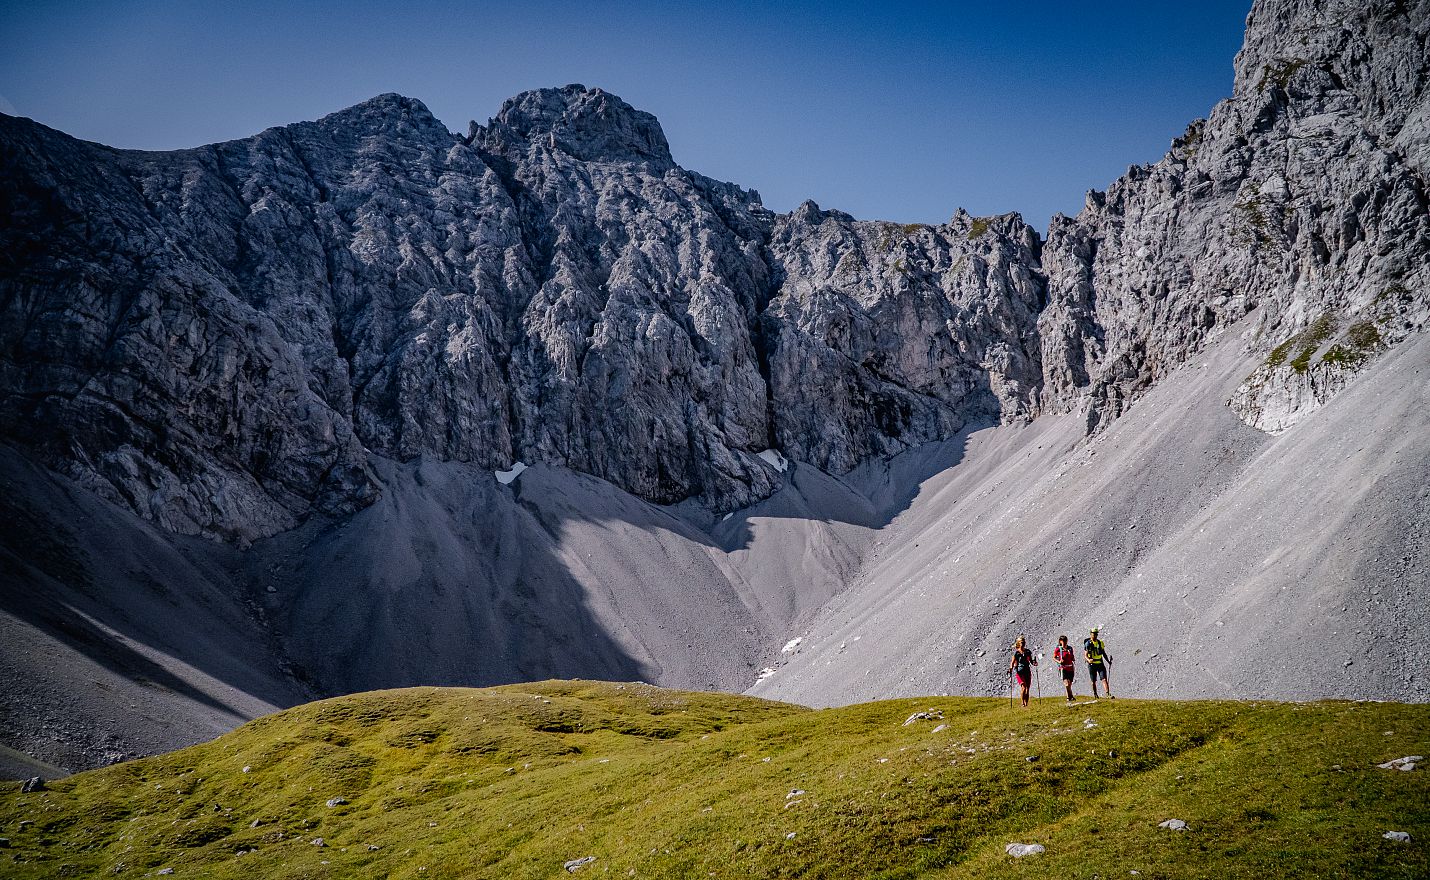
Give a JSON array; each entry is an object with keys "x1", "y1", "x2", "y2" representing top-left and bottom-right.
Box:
[
  {"x1": 475, "y1": 83, "x2": 674, "y2": 167},
  {"x1": 312, "y1": 92, "x2": 449, "y2": 138}
]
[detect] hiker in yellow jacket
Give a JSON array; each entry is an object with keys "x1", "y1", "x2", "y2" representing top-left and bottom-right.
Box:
[{"x1": 1084, "y1": 628, "x2": 1114, "y2": 699}]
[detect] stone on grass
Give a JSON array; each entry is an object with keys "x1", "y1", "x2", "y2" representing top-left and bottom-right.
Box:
[
  {"x1": 1005, "y1": 842, "x2": 1045, "y2": 857},
  {"x1": 1158, "y1": 819, "x2": 1189, "y2": 831},
  {"x1": 326, "y1": 797, "x2": 348, "y2": 808},
  {"x1": 157, "y1": 870, "x2": 174, "y2": 876},
  {"x1": 1383, "y1": 831, "x2": 1411, "y2": 842},
  {"x1": 903, "y1": 710, "x2": 944, "y2": 726},
  {"x1": 21, "y1": 777, "x2": 44, "y2": 793},
  {"x1": 564, "y1": 856, "x2": 596, "y2": 872},
  {"x1": 1376, "y1": 756, "x2": 1422, "y2": 771}
]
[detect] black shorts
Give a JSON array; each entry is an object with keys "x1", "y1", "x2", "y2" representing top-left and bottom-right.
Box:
[
  {"x1": 1060, "y1": 667, "x2": 1075, "y2": 682},
  {"x1": 1088, "y1": 662, "x2": 1107, "y2": 681}
]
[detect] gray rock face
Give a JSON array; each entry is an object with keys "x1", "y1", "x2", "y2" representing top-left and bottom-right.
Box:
[
  {"x1": 765, "y1": 204, "x2": 1044, "y2": 472},
  {"x1": 1037, "y1": 0, "x2": 1430, "y2": 433},
  {"x1": 0, "y1": 83, "x2": 1056, "y2": 538}
]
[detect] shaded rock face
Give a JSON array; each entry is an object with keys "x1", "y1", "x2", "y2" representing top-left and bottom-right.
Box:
[
  {"x1": 1037, "y1": 0, "x2": 1430, "y2": 433},
  {"x1": 0, "y1": 85, "x2": 1044, "y2": 539},
  {"x1": 765, "y1": 205, "x2": 1044, "y2": 472},
  {"x1": 1, "y1": 2, "x2": 1427, "y2": 544}
]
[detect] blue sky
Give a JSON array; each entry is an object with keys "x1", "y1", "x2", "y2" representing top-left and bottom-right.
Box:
[{"x1": 0, "y1": 0, "x2": 1251, "y2": 232}]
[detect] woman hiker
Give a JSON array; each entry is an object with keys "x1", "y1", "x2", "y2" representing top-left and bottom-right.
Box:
[
  {"x1": 1084, "y1": 627, "x2": 1114, "y2": 699},
  {"x1": 1008, "y1": 636, "x2": 1037, "y2": 708},
  {"x1": 1053, "y1": 635, "x2": 1077, "y2": 703}
]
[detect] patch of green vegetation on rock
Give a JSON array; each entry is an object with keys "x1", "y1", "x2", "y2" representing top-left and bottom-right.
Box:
[
  {"x1": 2, "y1": 682, "x2": 1427, "y2": 879},
  {"x1": 1234, "y1": 184, "x2": 1275, "y2": 247},
  {"x1": 1258, "y1": 58, "x2": 1307, "y2": 90},
  {"x1": 1321, "y1": 319, "x2": 1384, "y2": 369},
  {"x1": 967, "y1": 218, "x2": 990, "y2": 240},
  {"x1": 1346, "y1": 320, "x2": 1383, "y2": 350},
  {"x1": 1375, "y1": 283, "x2": 1410, "y2": 305},
  {"x1": 1267, "y1": 313, "x2": 1337, "y2": 373},
  {"x1": 1174, "y1": 120, "x2": 1205, "y2": 159}
]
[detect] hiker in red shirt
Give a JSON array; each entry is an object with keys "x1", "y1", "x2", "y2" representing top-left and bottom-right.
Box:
[{"x1": 1053, "y1": 635, "x2": 1077, "y2": 703}]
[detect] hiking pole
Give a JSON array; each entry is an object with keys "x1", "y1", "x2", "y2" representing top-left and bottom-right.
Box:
[
  {"x1": 1035, "y1": 652, "x2": 1042, "y2": 705},
  {"x1": 1007, "y1": 668, "x2": 1014, "y2": 709}
]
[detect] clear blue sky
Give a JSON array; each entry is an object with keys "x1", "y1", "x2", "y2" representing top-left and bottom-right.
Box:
[{"x1": 0, "y1": 0, "x2": 1252, "y2": 232}]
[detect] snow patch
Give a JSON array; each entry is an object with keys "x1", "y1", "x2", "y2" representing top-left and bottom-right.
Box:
[
  {"x1": 495, "y1": 461, "x2": 528, "y2": 485},
  {"x1": 781, "y1": 637, "x2": 803, "y2": 653},
  {"x1": 756, "y1": 449, "x2": 789, "y2": 472}
]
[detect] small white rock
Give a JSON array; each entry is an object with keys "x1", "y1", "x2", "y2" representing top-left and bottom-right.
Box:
[
  {"x1": 1005, "y1": 842, "x2": 1045, "y2": 857},
  {"x1": 785, "y1": 832, "x2": 797, "y2": 840},
  {"x1": 1383, "y1": 831, "x2": 1411, "y2": 842},
  {"x1": 563, "y1": 856, "x2": 596, "y2": 872},
  {"x1": 1376, "y1": 756, "x2": 1422, "y2": 771},
  {"x1": 1158, "y1": 819, "x2": 1189, "y2": 831}
]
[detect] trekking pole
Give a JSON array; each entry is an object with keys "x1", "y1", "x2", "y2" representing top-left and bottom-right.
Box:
[
  {"x1": 1035, "y1": 652, "x2": 1042, "y2": 705},
  {"x1": 1007, "y1": 668, "x2": 1013, "y2": 709}
]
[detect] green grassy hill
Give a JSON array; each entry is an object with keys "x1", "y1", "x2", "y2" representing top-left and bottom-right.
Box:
[{"x1": 3, "y1": 681, "x2": 1426, "y2": 878}]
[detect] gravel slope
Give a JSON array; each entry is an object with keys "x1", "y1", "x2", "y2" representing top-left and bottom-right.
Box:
[{"x1": 751, "y1": 327, "x2": 1430, "y2": 705}]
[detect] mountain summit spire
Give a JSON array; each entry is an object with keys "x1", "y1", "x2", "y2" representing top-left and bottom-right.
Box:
[{"x1": 475, "y1": 84, "x2": 673, "y2": 167}]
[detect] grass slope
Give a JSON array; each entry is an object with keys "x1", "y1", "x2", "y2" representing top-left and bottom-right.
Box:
[{"x1": 2, "y1": 681, "x2": 1426, "y2": 878}]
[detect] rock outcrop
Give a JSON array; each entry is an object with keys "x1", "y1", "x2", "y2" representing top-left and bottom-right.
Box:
[{"x1": 1036, "y1": 0, "x2": 1430, "y2": 433}]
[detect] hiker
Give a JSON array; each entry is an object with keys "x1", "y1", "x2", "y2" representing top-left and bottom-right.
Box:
[
  {"x1": 1053, "y1": 635, "x2": 1077, "y2": 703},
  {"x1": 1008, "y1": 636, "x2": 1037, "y2": 708},
  {"x1": 1084, "y1": 628, "x2": 1113, "y2": 699}
]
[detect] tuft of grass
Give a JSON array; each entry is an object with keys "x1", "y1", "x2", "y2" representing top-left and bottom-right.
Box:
[
  {"x1": 1234, "y1": 183, "x2": 1274, "y2": 247},
  {"x1": 2, "y1": 682, "x2": 1426, "y2": 879},
  {"x1": 967, "y1": 218, "x2": 990, "y2": 240},
  {"x1": 1258, "y1": 58, "x2": 1307, "y2": 91}
]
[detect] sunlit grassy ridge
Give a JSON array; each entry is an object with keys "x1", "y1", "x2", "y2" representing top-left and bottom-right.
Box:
[{"x1": 3, "y1": 681, "x2": 1427, "y2": 878}]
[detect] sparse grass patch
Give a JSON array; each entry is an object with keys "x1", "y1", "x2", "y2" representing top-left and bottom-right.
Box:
[
  {"x1": 1258, "y1": 58, "x2": 1307, "y2": 90},
  {"x1": 967, "y1": 218, "x2": 990, "y2": 240},
  {"x1": 1267, "y1": 313, "x2": 1337, "y2": 372},
  {"x1": 2, "y1": 684, "x2": 1426, "y2": 879},
  {"x1": 1347, "y1": 320, "x2": 1383, "y2": 349}
]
